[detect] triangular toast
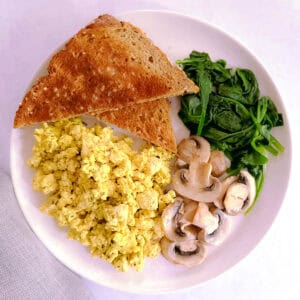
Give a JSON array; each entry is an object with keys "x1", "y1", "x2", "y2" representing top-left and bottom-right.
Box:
[
  {"x1": 14, "y1": 14, "x2": 198, "y2": 128},
  {"x1": 92, "y1": 98, "x2": 177, "y2": 153}
]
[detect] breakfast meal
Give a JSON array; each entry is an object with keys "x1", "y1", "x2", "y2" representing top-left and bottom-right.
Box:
[{"x1": 13, "y1": 14, "x2": 284, "y2": 272}]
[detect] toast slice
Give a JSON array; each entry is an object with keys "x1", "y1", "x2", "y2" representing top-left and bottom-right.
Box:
[
  {"x1": 92, "y1": 98, "x2": 177, "y2": 153},
  {"x1": 14, "y1": 14, "x2": 198, "y2": 128}
]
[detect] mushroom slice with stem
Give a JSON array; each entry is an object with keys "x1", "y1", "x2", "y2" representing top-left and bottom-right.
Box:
[
  {"x1": 214, "y1": 176, "x2": 238, "y2": 209},
  {"x1": 239, "y1": 170, "x2": 256, "y2": 211},
  {"x1": 162, "y1": 198, "x2": 197, "y2": 242},
  {"x1": 198, "y1": 209, "x2": 232, "y2": 246},
  {"x1": 224, "y1": 170, "x2": 256, "y2": 215},
  {"x1": 177, "y1": 136, "x2": 211, "y2": 164},
  {"x1": 209, "y1": 150, "x2": 231, "y2": 177},
  {"x1": 172, "y1": 159, "x2": 222, "y2": 203},
  {"x1": 175, "y1": 158, "x2": 189, "y2": 170},
  {"x1": 189, "y1": 160, "x2": 212, "y2": 186},
  {"x1": 192, "y1": 203, "x2": 219, "y2": 234},
  {"x1": 181, "y1": 200, "x2": 198, "y2": 223},
  {"x1": 161, "y1": 237, "x2": 207, "y2": 267}
]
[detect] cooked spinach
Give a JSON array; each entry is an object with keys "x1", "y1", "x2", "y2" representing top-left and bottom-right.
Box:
[{"x1": 177, "y1": 51, "x2": 284, "y2": 214}]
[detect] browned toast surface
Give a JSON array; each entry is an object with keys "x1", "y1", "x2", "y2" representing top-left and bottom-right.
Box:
[
  {"x1": 14, "y1": 14, "x2": 198, "y2": 128},
  {"x1": 92, "y1": 98, "x2": 177, "y2": 153}
]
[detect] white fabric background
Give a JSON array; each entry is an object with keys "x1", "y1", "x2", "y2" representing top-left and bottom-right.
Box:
[
  {"x1": 1, "y1": 0, "x2": 300, "y2": 299},
  {"x1": 0, "y1": 172, "x2": 93, "y2": 300}
]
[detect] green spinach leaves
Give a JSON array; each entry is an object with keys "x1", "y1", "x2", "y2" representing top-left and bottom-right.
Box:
[{"x1": 177, "y1": 51, "x2": 284, "y2": 213}]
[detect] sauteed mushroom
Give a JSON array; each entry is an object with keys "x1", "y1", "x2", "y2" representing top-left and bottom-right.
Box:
[
  {"x1": 161, "y1": 237, "x2": 207, "y2": 267},
  {"x1": 162, "y1": 135, "x2": 258, "y2": 267},
  {"x1": 192, "y1": 202, "x2": 219, "y2": 234},
  {"x1": 198, "y1": 209, "x2": 232, "y2": 246},
  {"x1": 224, "y1": 170, "x2": 256, "y2": 215},
  {"x1": 180, "y1": 200, "x2": 198, "y2": 223},
  {"x1": 209, "y1": 150, "x2": 231, "y2": 177},
  {"x1": 175, "y1": 158, "x2": 189, "y2": 170},
  {"x1": 172, "y1": 160, "x2": 222, "y2": 203},
  {"x1": 214, "y1": 176, "x2": 238, "y2": 209},
  {"x1": 162, "y1": 198, "x2": 197, "y2": 242},
  {"x1": 177, "y1": 136, "x2": 210, "y2": 164}
]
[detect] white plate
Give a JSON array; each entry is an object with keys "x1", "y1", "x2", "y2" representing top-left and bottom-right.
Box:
[{"x1": 10, "y1": 10, "x2": 292, "y2": 294}]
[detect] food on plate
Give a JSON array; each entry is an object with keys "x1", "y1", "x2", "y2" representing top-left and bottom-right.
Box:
[
  {"x1": 13, "y1": 14, "x2": 198, "y2": 128},
  {"x1": 93, "y1": 98, "x2": 177, "y2": 153},
  {"x1": 214, "y1": 175, "x2": 238, "y2": 209},
  {"x1": 176, "y1": 135, "x2": 211, "y2": 164},
  {"x1": 161, "y1": 198, "x2": 198, "y2": 243},
  {"x1": 15, "y1": 14, "x2": 201, "y2": 272},
  {"x1": 198, "y1": 208, "x2": 231, "y2": 246},
  {"x1": 177, "y1": 51, "x2": 284, "y2": 212},
  {"x1": 160, "y1": 237, "x2": 207, "y2": 267},
  {"x1": 209, "y1": 150, "x2": 231, "y2": 177},
  {"x1": 223, "y1": 170, "x2": 256, "y2": 215},
  {"x1": 160, "y1": 136, "x2": 254, "y2": 266},
  {"x1": 28, "y1": 118, "x2": 176, "y2": 272},
  {"x1": 14, "y1": 12, "x2": 285, "y2": 272}
]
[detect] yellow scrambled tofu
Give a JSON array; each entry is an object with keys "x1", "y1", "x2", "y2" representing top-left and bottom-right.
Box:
[{"x1": 28, "y1": 118, "x2": 175, "y2": 272}]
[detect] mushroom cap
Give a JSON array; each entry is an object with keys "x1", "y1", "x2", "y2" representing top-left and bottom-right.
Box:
[
  {"x1": 162, "y1": 198, "x2": 197, "y2": 242},
  {"x1": 161, "y1": 237, "x2": 207, "y2": 267},
  {"x1": 209, "y1": 150, "x2": 231, "y2": 177},
  {"x1": 177, "y1": 136, "x2": 211, "y2": 164},
  {"x1": 199, "y1": 208, "x2": 232, "y2": 246},
  {"x1": 172, "y1": 160, "x2": 222, "y2": 203}
]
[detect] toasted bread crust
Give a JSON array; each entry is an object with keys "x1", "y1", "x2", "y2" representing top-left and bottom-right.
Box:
[
  {"x1": 14, "y1": 14, "x2": 198, "y2": 128},
  {"x1": 92, "y1": 99, "x2": 177, "y2": 153}
]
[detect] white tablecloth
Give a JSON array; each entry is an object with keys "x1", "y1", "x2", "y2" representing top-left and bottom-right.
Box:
[{"x1": 1, "y1": 0, "x2": 300, "y2": 299}]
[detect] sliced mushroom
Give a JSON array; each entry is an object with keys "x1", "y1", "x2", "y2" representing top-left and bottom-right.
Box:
[
  {"x1": 224, "y1": 170, "x2": 256, "y2": 215},
  {"x1": 161, "y1": 237, "x2": 207, "y2": 267},
  {"x1": 189, "y1": 160, "x2": 212, "y2": 186},
  {"x1": 239, "y1": 169, "x2": 256, "y2": 211},
  {"x1": 175, "y1": 158, "x2": 189, "y2": 170},
  {"x1": 177, "y1": 136, "x2": 211, "y2": 164},
  {"x1": 173, "y1": 159, "x2": 222, "y2": 203},
  {"x1": 209, "y1": 150, "x2": 231, "y2": 177},
  {"x1": 182, "y1": 197, "x2": 194, "y2": 206},
  {"x1": 198, "y1": 209, "x2": 232, "y2": 246},
  {"x1": 162, "y1": 198, "x2": 197, "y2": 242},
  {"x1": 192, "y1": 203, "x2": 219, "y2": 234},
  {"x1": 214, "y1": 176, "x2": 238, "y2": 209},
  {"x1": 180, "y1": 200, "x2": 198, "y2": 223},
  {"x1": 223, "y1": 183, "x2": 249, "y2": 215}
]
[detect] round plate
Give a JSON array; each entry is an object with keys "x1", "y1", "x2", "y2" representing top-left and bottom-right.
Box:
[{"x1": 10, "y1": 10, "x2": 291, "y2": 294}]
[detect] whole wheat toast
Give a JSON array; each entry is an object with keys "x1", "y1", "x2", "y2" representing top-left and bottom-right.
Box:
[
  {"x1": 14, "y1": 14, "x2": 198, "y2": 128},
  {"x1": 92, "y1": 98, "x2": 177, "y2": 153}
]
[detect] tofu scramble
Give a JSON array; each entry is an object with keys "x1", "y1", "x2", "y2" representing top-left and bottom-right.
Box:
[{"x1": 28, "y1": 118, "x2": 175, "y2": 272}]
